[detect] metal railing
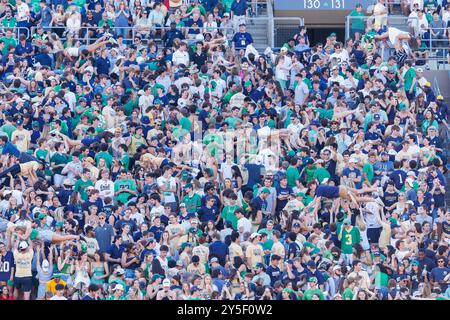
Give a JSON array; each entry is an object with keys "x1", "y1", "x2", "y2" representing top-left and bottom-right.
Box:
[
  {"x1": 15, "y1": 25, "x2": 236, "y2": 44},
  {"x1": 345, "y1": 15, "x2": 418, "y2": 40},
  {"x1": 267, "y1": 0, "x2": 304, "y2": 49}
]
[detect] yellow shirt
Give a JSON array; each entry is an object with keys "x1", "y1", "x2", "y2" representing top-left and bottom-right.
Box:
[
  {"x1": 245, "y1": 243, "x2": 264, "y2": 269},
  {"x1": 13, "y1": 249, "x2": 34, "y2": 278},
  {"x1": 46, "y1": 279, "x2": 67, "y2": 294},
  {"x1": 192, "y1": 245, "x2": 209, "y2": 265},
  {"x1": 20, "y1": 161, "x2": 39, "y2": 176},
  {"x1": 166, "y1": 224, "x2": 185, "y2": 249},
  {"x1": 229, "y1": 242, "x2": 244, "y2": 263}
]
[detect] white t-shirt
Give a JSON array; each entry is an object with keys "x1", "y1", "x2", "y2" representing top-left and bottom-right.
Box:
[
  {"x1": 237, "y1": 217, "x2": 251, "y2": 238},
  {"x1": 157, "y1": 176, "x2": 177, "y2": 203},
  {"x1": 95, "y1": 179, "x2": 115, "y2": 200}
]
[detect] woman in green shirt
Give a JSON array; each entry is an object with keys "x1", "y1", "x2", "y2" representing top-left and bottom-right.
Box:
[{"x1": 421, "y1": 110, "x2": 438, "y2": 134}]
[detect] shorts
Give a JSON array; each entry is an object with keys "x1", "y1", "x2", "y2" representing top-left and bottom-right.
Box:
[
  {"x1": 66, "y1": 45, "x2": 87, "y2": 57},
  {"x1": 19, "y1": 152, "x2": 38, "y2": 164},
  {"x1": 367, "y1": 227, "x2": 382, "y2": 244},
  {"x1": 316, "y1": 185, "x2": 340, "y2": 199},
  {"x1": 39, "y1": 229, "x2": 54, "y2": 243},
  {"x1": 14, "y1": 276, "x2": 33, "y2": 292}
]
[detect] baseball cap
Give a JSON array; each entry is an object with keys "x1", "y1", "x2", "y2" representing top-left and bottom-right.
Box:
[
  {"x1": 16, "y1": 119, "x2": 23, "y2": 125},
  {"x1": 349, "y1": 157, "x2": 359, "y2": 163},
  {"x1": 343, "y1": 218, "x2": 351, "y2": 225},
  {"x1": 307, "y1": 260, "x2": 316, "y2": 268},
  {"x1": 191, "y1": 285, "x2": 201, "y2": 292},
  {"x1": 113, "y1": 284, "x2": 124, "y2": 291},
  {"x1": 179, "y1": 203, "x2": 187, "y2": 208},
  {"x1": 308, "y1": 276, "x2": 318, "y2": 283},
  {"x1": 42, "y1": 259, "x2": 50, "y2": 272},
  {"x1": 261, "y1": 187, "x2": 270, "y2": 194},
  {"x1": 210, "y1": 257, "x2": 219, "y2": 264},
  {"x1": 437, "y1": 95, "x2": 444, "y2": 100},
  {"x1": 183, "y1": 183, "x2": 193, "y2": 189},
  {"x1": 19, "y1": 241, "x2": 29, "y2": 250},
  {"x1": 424, "y1": 82, "x2": 431, "y2": 87},
  {"x1": 115, "y1": 268, "x2": 125, "y2": 276},
  {"x1": 407, "y1": 171, "x2": 417, "y2": 178},
  {"x1": 162, "y1": 279, "x2": 171, "y2": 287},
  {"x1": 250, "y1": 232, "x2": 260, "y2": 240}
]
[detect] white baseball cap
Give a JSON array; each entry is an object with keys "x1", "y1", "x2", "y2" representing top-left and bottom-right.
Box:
[
  {"x1": 19, "y1": 241, "x2": 29, "y2": 250},
  {"x1": 42, "y1": 259, "x2": 50, "y2": 272},
  {"x1": 163, "y1": 279, "x2": 171, "y2": 287},
  {"x1": 113, "y1": 284, "x2": 124, "y2": 291}
]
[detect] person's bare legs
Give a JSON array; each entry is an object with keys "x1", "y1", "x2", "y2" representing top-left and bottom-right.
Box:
[
  {"x1": 51, "y1": 234, "x2": 80, "y2": 243},
  {"x1": 85, "y1": 38, "x2": 111, "y2": 53}
]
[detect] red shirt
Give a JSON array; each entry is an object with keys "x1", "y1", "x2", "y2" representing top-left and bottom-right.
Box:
[{"x1": 0, "y1": 295, "x2": 14, "y2": 300}]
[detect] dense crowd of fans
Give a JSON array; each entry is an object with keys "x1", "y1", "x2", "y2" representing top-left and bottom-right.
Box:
[{"x1": 0, "y1": 0, "x2": 449, "y2": 301}]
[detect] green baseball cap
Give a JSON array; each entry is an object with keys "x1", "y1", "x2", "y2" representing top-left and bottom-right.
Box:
[
  {"x1": 297, "y1": 192, "x2": 305, "y2": 198},
  {"x1": 308, "y1": 276, "x2": 318, "y2": 283},
  {"x1": 261, "y1": 187, "x2": 271, "y2": 194},
  {"x1": 183, "y1": 183, "x2": 193, "y2": 189},
  {"x1": 38, "y1": 213, "x2": 46, "y2": 220}
]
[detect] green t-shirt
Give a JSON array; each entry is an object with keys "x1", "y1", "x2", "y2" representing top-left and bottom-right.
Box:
[
  {"x1": 74, "y1": 178, "x2": 94, "y2": 201},
  {"x1": 302, "y1": 288, "x2": 325, "y2": 300},
  {"x1": 182, "y1": 193, "x2": 202, "y2": 214},
  {"x1": 342, "y1": 287, "x2": 354, "y2": 300},
  {"x1": 1, "y1": 36, "x2": 16, "y2": 54},
  {"x1": 224, "y1": 116, "x2": 242, "y2": 129},
  {"x1": 349, "y1": 10, "x2": 365, "y2": 30},
  {"x1": 316, "y1": 108, "x2": 334, "y2": 120},
  {"x1": 121, "y1": 153, "x2": 130, "y2": 171},
  {"x1": 362, "y1": 162, "x2": 374, "y2": 184},
  {"x1": 313, "y1": 167, "x2": 331, "y2": 184},
  {"x1": 404, "y1": 68, "x2": 416, "y2": 92},
  {"x1": 1, "y1": 17, "x2": 16, "y2": 28},
  {"x1": 305, "y1": 165, "x2": 317, "y2": 182},
  {"x1": 221, "y1": 205, "x2": 239, "y2": 229},
  {"x1": 341, "y1": 226, "x2": 361, "y2": 254},
  {"x1": 1, "y1": 124, "x2": 16, "y2": 140},
  {"x1": 50, "y1": 152, "x2": 69, "y2": 175},
  {"x1": 114, "y1": 179, "x2": 137, "y2": 204},
  {"x1": 179, "y1": 116, "x2": 191, "y2": 131},
  {"x1": 286, "y1": 166, "x2": 300, "y2": 188},
  {"x1": 95, "y1": 151, "x2": 113, "y2": 169}
]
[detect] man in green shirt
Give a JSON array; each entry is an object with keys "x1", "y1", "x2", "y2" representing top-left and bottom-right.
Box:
[
  {"x1": 224, "y1": 107, "x2": 242, "y2": 129},
  {"x1": 181, "y1": 183, "x2": 201, "y2": 214},
  {"x1": 221, "y1": 193, "x2": 239, "y2": 229},
  {"x1": 302, "y1": 277, "x2": 325, "y2": 300},
  {"x1": 338, "y1": 219, "x2": 361, "y2": 263},
  {"x1": 95, "y1": 144, "x2": 113, "y2": 169},
  {"x1": 114, "y1": 170, "x2": 138, "y2": 205},
  {"x1": 74, "y1": 169, "x2": 94, "y2": 201},
  {"x1": 313, "y1": 159, "x2": 331, "y2": 184},
  {"x1": 1, "y1": 9, "x2": 16, "y2": 29},
  {"x1": 0, "y1": 29, "x2": 17, "y2": 55},
  {"x1": 286, "y1": 157, "x2": 301, "y2": 188},
  {"x1": 362, "y1": 152, "x2": 376, "y2": 186},
  {"x1": 0, "y1": 116, "x2": 16, "y2": 140},
  {"x1": 349, "y1": 4, "x2": 365, "y2": 41},
  {"x1": 403, "y1": 60, "x2": 417, "y2": 100}
]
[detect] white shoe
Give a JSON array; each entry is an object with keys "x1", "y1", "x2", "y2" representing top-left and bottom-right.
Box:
[{"x1": 109, "y1": 38, "x2": 117, "y2": 45}]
